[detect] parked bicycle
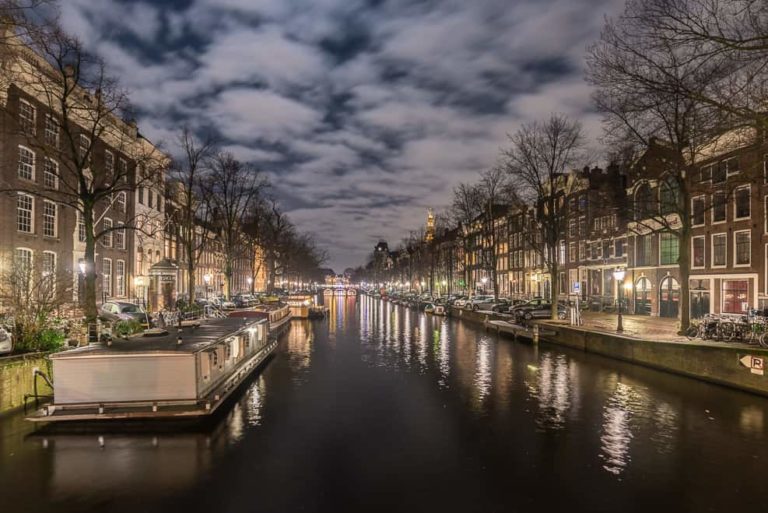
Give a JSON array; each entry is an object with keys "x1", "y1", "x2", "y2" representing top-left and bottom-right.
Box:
[{"x1": 686, "y1": 311, "x2": 768, "y2": 348}]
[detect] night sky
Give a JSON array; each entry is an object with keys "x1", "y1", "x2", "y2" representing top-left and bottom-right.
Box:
[{"x1": 59, "y1": 0, "x2": 624, "y2": 271}]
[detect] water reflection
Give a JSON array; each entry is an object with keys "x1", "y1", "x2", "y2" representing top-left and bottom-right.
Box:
[
  {"x1": 526, "y1": 353, "x2": 575, "y2": 430},
  {"x1": 473, "y1": 336, "x2": 493, "y2": 408},
  {"x1": 437, "y1": 320, "x2": 450, "y2": 389},
  {"x1": 600, "y1": 382, "x2": 635, "y2": 475}
]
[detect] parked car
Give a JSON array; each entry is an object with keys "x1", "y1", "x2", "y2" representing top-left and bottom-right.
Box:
[
  {"x1": 508, "y1": 297, "x2": 548, "y2": 317},
  {"x1": 0, "y1": 326, "x2": 12, "y2": 355},
  {"x1": 100, "y1": 301, "x2": 151, "y2": 326},
  {"x1": 515, "y1": 302, "x2": 567, "y2": 321},
  {"x1": 465, "y1": 295, "x2": 496, "y2": 311}
]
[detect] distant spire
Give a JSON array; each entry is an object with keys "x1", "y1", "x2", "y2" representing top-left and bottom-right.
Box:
[{"x1": 425, "y1": 208, "x2": 435, "y2": 243}]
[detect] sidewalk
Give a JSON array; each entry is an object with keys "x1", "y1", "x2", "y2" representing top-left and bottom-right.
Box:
[{"x1": 578, "y1": 311, "x2": 686, "y2": 342}]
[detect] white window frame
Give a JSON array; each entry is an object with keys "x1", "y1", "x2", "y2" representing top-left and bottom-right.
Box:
[
  {"x1": 79, "y1": 134, "x2": 91, "y2": 167},
  {"x1": 44, "y1": 114, "x2": 59, "y2": 148},
  {"x1": 734, "y1": 229, "x2": 751, "y2": 267},
  {"x1": 105, "y1": 150, "x2": 114, "y2": 177},
  {"x1": 102, "y1": 258, "x2": 112, "y2": 296},
  {"x1": 725, "y1": 156, "x2": 740, "y2": 177},
  {"x1": 18, "y1": 98, "x2": 36, "y2": 134},
  {"x1": 691, "y1": 195, "x2": 706, "y2": 227},
  {"x1": 115, "y1": 221, "x2": 125, "y2": 250},
  {"x1": 116, "y1": 191, "x2": 126, "y2": 212},
  {"x1": 14, "y1": 247, "x2": 33, "y2": 272},
  {"x1": 102, "y1": 218, "x2": 113, "y2": 247},
  {"x1": 734, "y1": 185, "x2": 751, "y2": 221},
  {"x1": 43, "y1": 157, "x2": 58, "y2": 189},
  {"x1": 17, "y1": 145, "x2": 35, "y2": 181},
  {"x1": 711, "y1": 233, "x2": 727, "y2": 269},
  {"x1": 691, "y1": 235, "x2": 706, "y2": 270},
  {"x1": 41, "y1": 250, "x2": 56, "y2": 279},
  {"x1": 42, "y1": 200, "x2": 57, "y2": 238},
  {"x1": 115, "y1": 259, "x2": 125, "y2": 297},
  {"x1": 712, "y1": 190, "x2": 727, "y2": 225},
  {"x1": 77, "y1": 211, "x2": 86, "y2": 243},
  {"x1": 17, "y1": 193, "x2": 33, "y2": 233}
]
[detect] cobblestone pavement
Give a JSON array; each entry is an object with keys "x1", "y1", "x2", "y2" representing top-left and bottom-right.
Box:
[{"x1": 578, "y1": 311, "x2": 686, "y2": 341}]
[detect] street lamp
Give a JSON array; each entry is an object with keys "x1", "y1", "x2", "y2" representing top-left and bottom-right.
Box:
[
  {"x1": 613, "y1": 268, "x2": 626, "y2": 332},
  {"x1": 481, "y1": 276, "x2": 488, "y2": 294},
  {"x1": 441, "y1": 279, "x2": 447, "y2": 296},
  {"x1": 247, "y1": 277, "x2": 253, "y2": 293}
]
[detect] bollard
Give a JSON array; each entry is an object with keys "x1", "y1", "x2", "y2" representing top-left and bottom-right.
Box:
[{"x1": 533, "y1": 324, "x2": 539, "y2": 344}]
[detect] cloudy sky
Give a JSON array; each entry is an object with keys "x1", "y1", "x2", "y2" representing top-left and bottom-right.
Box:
[{"x1": 59, "y1": 0, "x2": 624, "y2": 272}]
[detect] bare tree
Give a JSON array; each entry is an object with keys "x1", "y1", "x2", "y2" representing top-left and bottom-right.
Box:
[
  {"x1": 259, "y1": 199, "x2": 295, "y2": 292},
  {"x1": 168, "y1": 127, "x2": 216, "y2": 302},
  {"x1": 203, "y1": 153, "x2": 267, "y2": 299},
  {"x1": 0, "y1": 21, "x2": 166, "y2": 326},
  {"x1": 586, "y1": 3, "x2": 750, "y2": 331},
  {"x1": 502, "y1": 114, "x2": 584, "y2": 319}
]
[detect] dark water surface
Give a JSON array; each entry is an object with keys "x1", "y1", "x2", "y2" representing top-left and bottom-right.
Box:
[{"x1": 1, "y1": 295, "x2": 766, "y2": 512}]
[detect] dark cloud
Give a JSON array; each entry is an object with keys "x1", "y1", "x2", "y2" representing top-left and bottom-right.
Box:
[{"x1": 60, "y1": 0, "x2": 624, "y2": 271}]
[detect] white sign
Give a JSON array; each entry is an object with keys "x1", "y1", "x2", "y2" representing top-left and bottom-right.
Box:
[
  {"x1": 573, "y1": 282, "x2": 580, "y2": 293},
  {"x1": 739, "y1": 355, "x2": 765, "y2": 376}
]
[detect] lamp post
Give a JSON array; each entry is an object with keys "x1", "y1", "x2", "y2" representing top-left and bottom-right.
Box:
[
  {"x1": 613, "y1": 268, "x2": 626, "y2": 332},
  {"x1": 481, "y1": 276, "x2": 488, "y2": 295},
  {"x1": 247, "y1": 277, "x2": 253, "y2": 293},
  {"x1": 441, "y1": 280, "x2": 447, "y2": 297}
]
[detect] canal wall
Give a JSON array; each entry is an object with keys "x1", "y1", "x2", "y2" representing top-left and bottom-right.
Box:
[
  {"x1": 450, "y1": 306, "x2": 768, "y2": 397},
  {"x1": 0, "y1": 353, "x2": 52, "y2": 416}
]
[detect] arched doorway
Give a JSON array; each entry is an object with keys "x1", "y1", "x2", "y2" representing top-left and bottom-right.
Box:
[
  {"x1": 659, "y1": 276, "x2": 680, "y2": 318},
  {"x1": 635, "y1": 277, "x2": 651, "y2": 315}
]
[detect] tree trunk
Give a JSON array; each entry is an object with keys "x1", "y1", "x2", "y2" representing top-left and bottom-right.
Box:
[
  {"x1": 186, "y1": 249, "x2": 195, "y2": 305},
  {"x1": 550, "y1": 263, "x2": 559, "y2": 320},
  {"x1": 678, "y1": 231, "x2": 691, "y2": 333},
  {"x1": 83, "y1": 205, "x2": 98, "y2": 326}
]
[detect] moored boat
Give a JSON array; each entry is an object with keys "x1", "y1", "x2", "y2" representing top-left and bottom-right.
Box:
[{"x1": 28, "y1": 316, "x2": 277, "y2": 423}]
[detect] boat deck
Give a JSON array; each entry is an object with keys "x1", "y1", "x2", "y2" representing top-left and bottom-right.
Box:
[{"x1": 54, "y1": 318, "x2": 254, "y2": 358}]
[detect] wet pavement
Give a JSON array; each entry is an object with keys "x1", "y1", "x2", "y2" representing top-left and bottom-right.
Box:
[{"x1": 1, "y1": 295, "x2": 767, "y2": 513}]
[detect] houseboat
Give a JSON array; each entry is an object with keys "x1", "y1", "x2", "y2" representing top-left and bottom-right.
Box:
[
  {"x1": 229, "y1": 303, "x2": 291, "y2": 332},
  {"x1": 284, "y1": 294, "x2": 315, "y2": 319},
  {"x1": 28, "y1": 316, "x2": 277, "y2": 423}
]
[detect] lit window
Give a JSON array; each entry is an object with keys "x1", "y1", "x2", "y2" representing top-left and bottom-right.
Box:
[
  {"x1": 17, "y1": 194, "x2": 33, "y2": 233},
  {"x1": 18, "y1": 146, "x2": 34, "y2": 180},
  {"x1": 102, "y1": 258, "x2": 112, "y2": 296},
  {"x1": 43, "y1": 158, "x2": 58, "y2": 189},
  {"x1": 660, "y1": 233, "x2": 679, "y2": 265},
  {"x1": 77, "y1": 211, "x2": 86, "y2": 242},
  {"x1": 42, "y1": 201, "x2": 56, "y2": 237},
  {"x1": 115, "y1": 260, "x2": 125, "y2": 296}
]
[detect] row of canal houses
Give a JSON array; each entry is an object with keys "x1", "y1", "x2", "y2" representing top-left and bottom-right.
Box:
[
  {"x1": 0, "y1": 28, "x2": 263, "y2": 315},
  {"x1": 380, "y1": 132, "x2": 768, "y2": 320}
]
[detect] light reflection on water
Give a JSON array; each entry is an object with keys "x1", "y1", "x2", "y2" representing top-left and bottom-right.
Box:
[{"x1": 4, "y1": 297, "x2": 768, "y2": 512}]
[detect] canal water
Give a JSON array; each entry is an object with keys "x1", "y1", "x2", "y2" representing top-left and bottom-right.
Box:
[{"x1": 1, "y1": 295, "x2": 766, "y2": 513}]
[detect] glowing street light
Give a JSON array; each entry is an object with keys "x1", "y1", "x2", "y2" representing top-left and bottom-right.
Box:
[{"x1": 613, "y1": 267, "x2": 626, "y2": 332}]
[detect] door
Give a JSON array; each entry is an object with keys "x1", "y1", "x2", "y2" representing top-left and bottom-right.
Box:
[
  {"x1": 635, "y1": 277, "x2": 651, "y2": 315},
  {"x1": 659, "y1": 276, "x2": 680, "y2": 318}
]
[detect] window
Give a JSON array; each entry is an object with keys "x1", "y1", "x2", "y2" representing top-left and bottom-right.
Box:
[
  {"x1": 18, "y1": 99, "x2": 35, "y2": 134},
  {"x1": 17, "y1": 194, "x2": 33, "y2": 233},
  {"x1": 712, "y1": 233, "x2": 727, "y2": 267},
  {"x1": 725, "y1": 157, "x2": 740, "y2": 177},
  {"x1": 79, "y1": 134, "x2": 91, "y2": 167},
  {"x1": 105, "y1": 151, "x2": 114, "y2": 177},
  {"x1": 138, "y1": 187, "x2": 144, "y2": 205},
  {"x1": 660, "y1": 233, "x2": 679, "y2": 265},
  {"x1": 14, "y1": 248, "x2": 32, "y2": 274},
  {"x1": 18, "y1": 146, "x2": 34, "y2": 180},
  {"x1": 102, "y1": 258, "x2": 112, "y2": 296},
  {"x1": 44, "y1": 114, "x2": 59, "y2": 147},
  {"x1": 115, "y1": 221, "x2": 125, "y2": 250},
  {"x1": 578, "y1": 241, "x2": 585, "y2": 261},
  {"x1": 692, "y1": 196, "x2": 705, "y2": 226},
  {"x1": 43, "y1": 158, "x2": 58, "y2": 189},
  {"x1": 77, "y1": 211, "x2": 86, "y2": 242},
  {"x1": 115, "y1": 260, "x2": 125, "y2": 296},
  {"x1": 713, "y1": 160, "x2": 726, "y2": 183},
  {"x1": 735, "y1": 230, "x2": 751, "y2": 266},
  {"x1": 42, "y1": 201, "x2": 56, "y2": 237},
  {"x1": 692, "y1": 236, "x2": 705, "y2": 268},
  {"x1": 116, "y1": 191, "x2": 126, "y2": 212},
  {"x1": 660, "y1": 179, "x2": 678, "y2": 215},
  {"x1": 722, "y1": 280, "x2": 748, "y2": 314},
  {"x1": 635, "y1": 183, "x2": 653, "y2": 219},
  {"x1": 615, "y1": 238, "x2": 625, "y2": 258},
  {"x1": 41, "y1": 251, "x2": 55, "y2": 275},
  {"x1": 569, "y1": 242, "x2": 576, "y2": 263},
  {"x1": 569, "y1": 219, "x2": 576, "y2": 237},
  {"x1": 712, "y1": 191, "x2": 726, "y2": 223},
  {"x1": 118, "y1": 158, "x2": 128, "y2": 183},
  {"x1": 735, "y1": 186, "x2": 750, "y2": 219},
  {"x1": 602, "y1": 240, "x2": 611, "y2": 259},
  {"x1": 102, "y1": 218, "x2": 113, "y2": 247},
  {"x1": 636, "y1": 234, "x2": 653, "y2": 266},
  {"x1": 700, "y1": 164, "x2": 713, "y2": 182}
]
